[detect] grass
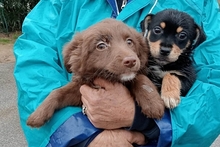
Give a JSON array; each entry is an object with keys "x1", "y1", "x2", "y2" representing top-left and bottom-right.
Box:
[
  {"x1": 0, "y1": 31, "x2": 21, "y2": 45},
  {"x1": 0, "y1": 38, "x2": 11, "y2": 44},
  {"x1": 0, "y1": 1, "x2": 219, "y2": 44}
]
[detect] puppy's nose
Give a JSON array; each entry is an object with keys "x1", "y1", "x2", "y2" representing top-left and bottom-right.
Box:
[
  {"x1": 160, "y1": 47, "x2": 171, "y2": 56},
  {"x1": 123, "y1": 57, "x2": 137, "y2": 68}
]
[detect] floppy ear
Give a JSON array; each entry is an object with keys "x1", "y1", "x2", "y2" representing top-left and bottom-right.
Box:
[
  {"x1": 192, "y1": 24, "x2": 206, "y2": 49},
  {"x1": 140, "y1": 14, "x2": 154, "y2": 37},
  {"x1": 62, "y1": 33, "x2": 83, "y2": 73}
]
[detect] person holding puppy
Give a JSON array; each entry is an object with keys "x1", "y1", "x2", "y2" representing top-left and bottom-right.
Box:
[{"x1": 14, "y1": 0, "x2": 220, "y2": 147}]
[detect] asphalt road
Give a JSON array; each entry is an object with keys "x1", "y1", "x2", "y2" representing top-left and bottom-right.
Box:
[
  {"x1": 0, "y1": 62, "x2": 219, "y2": 147},
  {"x1": 0, "y1": 62, "x2": 27, "y2": 146}
]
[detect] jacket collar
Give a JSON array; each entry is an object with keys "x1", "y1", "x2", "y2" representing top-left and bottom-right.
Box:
[{"x1": 107, "y1": 0, "x2": 154, "y2": 21}]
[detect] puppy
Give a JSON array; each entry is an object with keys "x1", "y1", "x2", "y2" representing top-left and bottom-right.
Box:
[
  {"x1": 27, "y1": 18, "x2": 165, "y2": 127},
  {"x1": 141, "y1": 9, "x2": 206, "y2": 108}
]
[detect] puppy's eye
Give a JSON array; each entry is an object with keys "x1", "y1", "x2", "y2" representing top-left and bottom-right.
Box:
[
  {"x1": 126, "y1": 38, "x2": 133, "y2": 46},
  {"x1": 153, "y1": 26, "x2": 163, "y2": 35},
  {"x1": 178, "y1": 32, "x2": 187, "y2": 40},
  {"x1": 96, "y1": 41, "x2": 108, "y2": 50}
]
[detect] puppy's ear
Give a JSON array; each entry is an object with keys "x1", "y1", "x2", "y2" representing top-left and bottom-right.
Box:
[
  {"x1": 140, "y1": 14, "x2": 154, "y2": 37},
  {"x1": 192, "y1": 24, "x2": 206, "y2": 49},
  {"x1": 62, "y1": 33, "x2": 83, "y2": 73}
]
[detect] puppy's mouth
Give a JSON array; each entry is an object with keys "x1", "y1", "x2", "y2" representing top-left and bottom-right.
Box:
[
  {"x1": 120, "y1": 72, "x2": 136, "y2": 81},
  {"x1": 154, "y1": 56, "x2": 170, "y2": 65},
  {"x1": 90, "y1": 69, "x2": 137, "y2": 83}
]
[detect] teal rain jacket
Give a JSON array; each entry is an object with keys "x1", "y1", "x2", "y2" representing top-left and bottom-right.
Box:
[{"x1": 14, "y1": 0, "x2": 220, "y2": 146}]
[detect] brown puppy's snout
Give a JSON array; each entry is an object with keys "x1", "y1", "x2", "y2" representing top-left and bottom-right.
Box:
[
  {"x1": 160, "y1": 46, "x2": 171, "y2": 56},
  {"x1": 123, "y1": 56, "x2": 137, "y2": 68}
]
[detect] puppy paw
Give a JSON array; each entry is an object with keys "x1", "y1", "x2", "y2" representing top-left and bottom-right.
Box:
[
  {"x1": 139, "y1": 98, "x2": 165, "y2": 119},
  {"x1": 161, "y1": 93, "x2": 180, "y2": 109},
  {"x1": 27, "y1": 115, "x2": 45, "y2": 128},
  {"x1": 27, "y1": 109, "x2": 53, "y2": 128},
  {"x1": 161, "y1": 73, "x2": 181, "y2": 109},
  {"x1": 142, "y1": 105, "x2": 165, "y2": 119}
]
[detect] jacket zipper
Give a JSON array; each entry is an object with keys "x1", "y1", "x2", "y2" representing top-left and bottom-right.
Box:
[{"x1": 121, "y1": 0, "x2": 127, "y2": 9}]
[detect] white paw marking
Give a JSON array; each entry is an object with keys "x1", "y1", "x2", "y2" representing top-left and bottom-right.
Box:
[
  {"x1": 161, "y1": 95, "x2": 180, "y2": 109},
  {"x1": 142, "y1": 84, "x2": 154, "y2": 93}
]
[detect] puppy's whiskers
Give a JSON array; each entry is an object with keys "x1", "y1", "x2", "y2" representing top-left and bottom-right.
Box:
[{"x1": 94, "y1": 68, "x2": 119, "y2": 83}]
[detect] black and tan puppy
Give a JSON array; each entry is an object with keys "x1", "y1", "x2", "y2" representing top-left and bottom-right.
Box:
[
  {"x1": 27, "y1": 18, "x2": 165, "y2": 127},
  {"x1": 141, "y1": 9, "x2": 206, "y2": 108}
]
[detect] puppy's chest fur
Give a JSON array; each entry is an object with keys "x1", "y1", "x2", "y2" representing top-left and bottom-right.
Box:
[
  {"x1": 147, "y1": 55, "x2": 194, "y2": 92},
  {"x1": 147, "y1": 59, "x2": 165, "y2": 89}
]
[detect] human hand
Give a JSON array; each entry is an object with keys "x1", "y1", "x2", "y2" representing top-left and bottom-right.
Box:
[
  {"x1": 80, "y1": 78, "x2": 135, "y2": 129},
  {"x1": 88, "y1": 129, "x2": 146, "y2": 147}
]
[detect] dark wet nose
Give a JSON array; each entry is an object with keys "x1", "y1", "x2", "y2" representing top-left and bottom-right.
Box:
[
  {"x1": 160, "y1": 47, "x2": 171, "y2": 56},
  {"x1": 123, "y1": 57, "x2": 137, "y2": 68}
]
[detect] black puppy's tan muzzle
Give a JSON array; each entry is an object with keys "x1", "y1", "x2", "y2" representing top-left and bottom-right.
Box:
[{"x1": 160, "y1": 46, "x2": 171, "y2": 56}]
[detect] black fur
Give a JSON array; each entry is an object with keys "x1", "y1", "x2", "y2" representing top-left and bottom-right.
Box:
[{"x1": 141, "y1": 9, "x2": 206, "y2": 97}]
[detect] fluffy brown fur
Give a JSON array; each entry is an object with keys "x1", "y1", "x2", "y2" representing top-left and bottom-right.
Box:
[{"x1": 27, "y1": 18, "x2": 165, "y2": 127}]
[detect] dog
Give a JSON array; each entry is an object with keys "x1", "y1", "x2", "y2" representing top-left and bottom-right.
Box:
[
  {"x1": 141, "y1": 9, "x2": 206, "y2": 108},
  {"x1": 27, "y1": 18, "x2": 165, "y2": 127}
]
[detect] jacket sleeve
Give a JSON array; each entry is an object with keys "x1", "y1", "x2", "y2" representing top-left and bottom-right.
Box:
[
  {"x1": 128, "y1": 104, "x2": 172, "y2": 147},
  {"x1": 46, "y1": 112, "x2": 102, "y2": 147},
  {"x1": 13, "y1": 0, "x2": 94, "y2": 146},
  {"x1": 170, "y1": 1, "x2": 220, "y2": 146}
]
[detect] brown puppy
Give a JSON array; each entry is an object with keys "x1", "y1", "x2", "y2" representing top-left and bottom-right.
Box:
[{"x1": 27, "y1": 18, "x2": 165, "y2": 127}]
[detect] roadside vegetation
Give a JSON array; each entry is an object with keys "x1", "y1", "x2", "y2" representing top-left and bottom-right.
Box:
[
  {"x1": 0, "y1": 31, "x2": 21, "y2": 45},
  {"x1": 0, "y1": 0, "x2": 219, "y2": 45}
]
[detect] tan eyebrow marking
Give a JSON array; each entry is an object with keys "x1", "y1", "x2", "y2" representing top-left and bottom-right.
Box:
[
  {"x1": 176, "y1": 26, "x2": 183, "y2": 33},
  {"x1": 160, "y1": 22, "x2": 166, "y2": 29}
]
